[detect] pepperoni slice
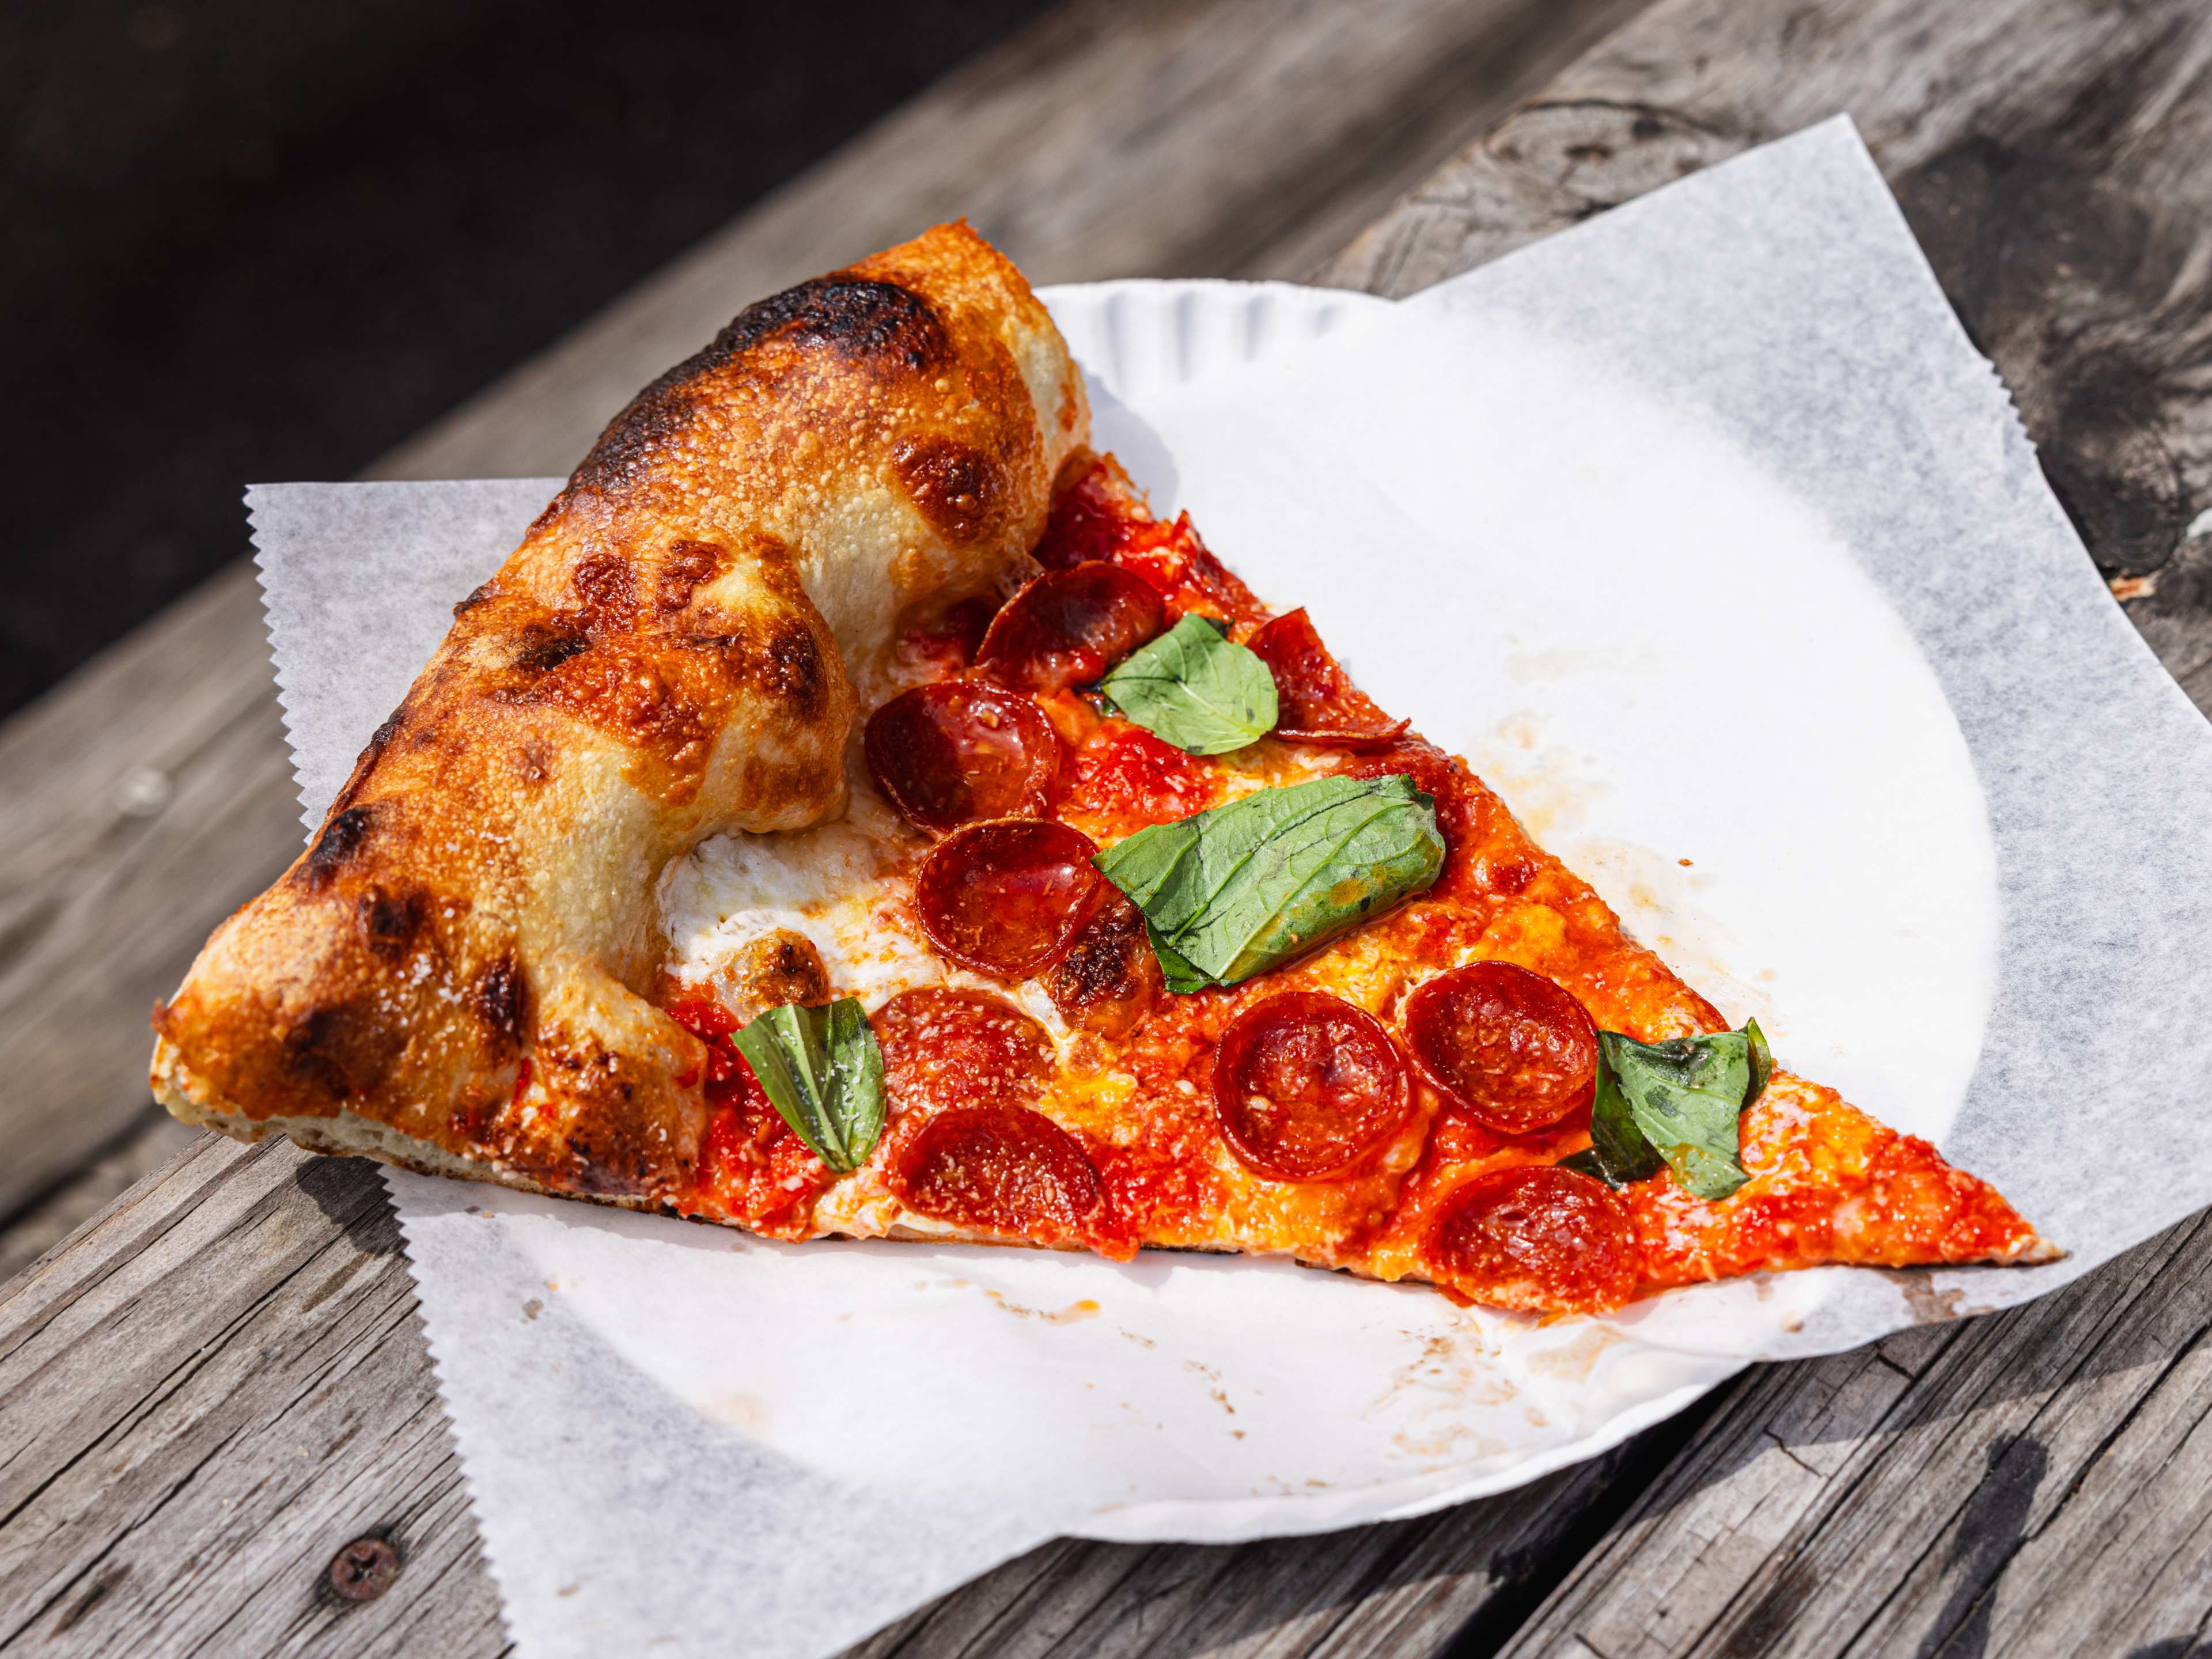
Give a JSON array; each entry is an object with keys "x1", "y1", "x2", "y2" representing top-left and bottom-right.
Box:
[
  {"x1": 1247, "y1": 609, "x2": 1409, "y2": 747},
  {"x1": 1423, "y1": 1166, "x2": 1637, "y2": 1313},
  {"x1": 1402, "y1": 961, "x2": 1597, "y2": 1134},
  {"x1": 1211, "y1": 992, "x2": 1411, "y2": 1182},
  {"x1": 914, "y1": 819, "x2": 1103, "y2": 979},
  {"x1": 865, "y1": 680, "x2": 1062, "y2": 835},
  {"x1": 973, "y1": 563, "x2": 1165, "y2": 694},
  {"x1": 1042, "y1": 884, "x2": 1161, "y2": 1037},
  {"x1": 873, "y1": 988, "x2": 1054, "y2": 1116},
  {"x1": 1035, "y1": 460, "x2": 1141, "y2": 569},
  {"x1": 896, "y1": 1103, "x2": 1105, "y2": 1244}
]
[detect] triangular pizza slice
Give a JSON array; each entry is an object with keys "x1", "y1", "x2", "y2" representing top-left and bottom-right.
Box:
[{"x1": 154, "y1": 224, "x2": 2049, "y2": 1315}]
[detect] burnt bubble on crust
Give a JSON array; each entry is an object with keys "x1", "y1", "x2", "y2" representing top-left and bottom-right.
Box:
[
  {"x1": 357, "y1": 887, "x2": 423, "y2": 959},
  {"x1": 512, "y1": 624, "x2": 591, "y2": 676},
  {"x1": 303, "y1": 805, "x2": 374, "y2": 891},
  {"x1": 893, "y1": 434, "x2": 1006, "y2": 543},
  {"x1": 569, "y1": 276, "x2": 950, "y2": 495},
  {"x1": 471, "y1": 954, "x2": 525, "y2": 1044}
]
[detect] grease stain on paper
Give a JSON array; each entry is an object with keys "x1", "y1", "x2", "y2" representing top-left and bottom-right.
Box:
[{"x1": 980, "y1": 1289, "x2": 1102, "y2": 1324}]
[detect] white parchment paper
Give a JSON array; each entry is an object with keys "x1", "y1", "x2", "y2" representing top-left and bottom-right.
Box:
[{"x1": 245, "y1": 120, "x2": 2212, "y2": 1657}]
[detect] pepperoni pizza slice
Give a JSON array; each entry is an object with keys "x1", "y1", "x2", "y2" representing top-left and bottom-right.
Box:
[{"x1": 153, "y1": 226, "x2": 2049, "y2": 1316}]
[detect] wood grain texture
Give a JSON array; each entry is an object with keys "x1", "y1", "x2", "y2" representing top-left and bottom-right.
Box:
[
  {"x1": 0, "y1": 563, "x2": 304, "y2": 1218},
  {"x1": 0, "y1": 0, "x2": 1640, "y2": 1252},
  {"x1": 0, "y1": 1141, "x2": 503, "y2": 1657},
  {"x1": 1321, "y1": 0, "x2": 2212, "y2": 717},
  {"x1": 1496, "y1": 1213, "x2": 2212, "y2": 1659}
]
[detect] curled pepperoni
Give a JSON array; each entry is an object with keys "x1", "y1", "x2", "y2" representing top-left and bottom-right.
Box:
[
  {"x1": 1042, "y1": 884, "x2": 1161, "y2": 1037},
  {"x1": 974, "y1": 563, "x2": 1165, "y2": 694},
  {"x1": 1247, "y1": 609, "x2": 1409, "y2": 747},
  {"x1": 865, "y1": 680, "x2": 1062, "y2": 835},
  {"x1": 1212, "y1": 992, "x2": 1411, "y2": 1182},
  {"x1": 914, "y1": 819, "x2": 1103, "y2": 979},
  {"x1": 1035, "y1": 459, "x2": 1140, "y2": 569},
  {"x1": 1402, "y1": 961, "x2": 1597, "y2": 1134},
  {"x1": 897, "y1": 1103, "x2": 1105, "y2": 1244},
  {"x1": 873, "y1": 988, "x2": 1054, "y2": 1115},
  {"x1": 1423, "y1": 1166, "x2": 1637, "y2": 1313}
]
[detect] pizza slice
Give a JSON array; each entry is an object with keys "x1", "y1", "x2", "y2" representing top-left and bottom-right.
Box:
[{"x1": 153, "y1": 223, "x2": 2051, "y2": 1315}]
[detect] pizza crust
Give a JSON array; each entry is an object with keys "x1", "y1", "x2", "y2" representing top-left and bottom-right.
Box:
[{"x1": 153, "y1": 222, "x2": 1089, "y2": 1208}]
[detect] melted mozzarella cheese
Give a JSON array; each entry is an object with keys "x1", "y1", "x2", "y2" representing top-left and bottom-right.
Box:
[{"x1": 657, "y1": 759, "x2": 1071, "y2": 1041}]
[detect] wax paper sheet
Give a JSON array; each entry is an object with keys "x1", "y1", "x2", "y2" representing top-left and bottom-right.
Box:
[{"x1": 243, "y1": 119, "x2": 2212, "y2": 1657}]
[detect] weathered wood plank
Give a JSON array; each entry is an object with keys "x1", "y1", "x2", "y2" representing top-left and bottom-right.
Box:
[
  {"x1": 0, "y1": 1110, "x2": 199, "y2": 1286},
  {"x1": 0, "y1": 563, "x2": 304, "y2": 1218},
  {"x1": 0, "y1": 1142, "x2": 504, "y2": 1657},
  {"x1": 838, "y1": 1420, "x2": 1702, "y2": 1659},
  {"x1": 0, "y1": 0, "x2": 1639, "y2": 1245},
  {"x1": 1494, "y1": 1213, "x2": 2212, "y2": 1659}
]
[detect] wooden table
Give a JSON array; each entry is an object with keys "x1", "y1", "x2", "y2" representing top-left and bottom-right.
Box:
[{"x1": 5, "y1": 0, "x2": 2210, "y2": 1653}]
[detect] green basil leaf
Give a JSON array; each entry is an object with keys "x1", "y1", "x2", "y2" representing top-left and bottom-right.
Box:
[
  {"x1": 1099, "y1": 613, "x2": 1279, "y2": 754},
  {"x1": 1095, "y1": 774, "x2": 1445, "y2": 988},
  {"x1": 730, "y1": 998, "x2": 885, "y2": 1174},
  {"x1": 1745, "y1": 1016, "x2": 1773, "y2": 1105},
  {"x1": 1143, "y1": 918, "x2": 1216, "y2": 995},
  {"x1": 1585, "y1": 1055, "x2": 1665, "y2": 1187},
  {"x1": 1593, "y1": 1027, "x2": 1758, "y2": 1201},
  {"x1": 1555, "y1": 1147, "x2": 1621, "y2": 1183}
]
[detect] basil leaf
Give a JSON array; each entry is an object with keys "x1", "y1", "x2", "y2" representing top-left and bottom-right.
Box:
[
  {"x1": 1142, "y1": 919, "x2": 1215, "y2": 995},
  {"x1": 730, "y1": 998, "x2": 885, "y2": 1174},
  {"x1": 1556, "y1": 1147, "x2": 1620, "y2": 1183},
  {"x1": 1095, "y1": 774, "x2": 1444, "y2": 988},
  {"x1": 1099, "y1": 614, "x2": 1279, "y2": 754},
  {"x1": 1585, "y1": 1055, "x2": 1665, "y2": 1187},
  {"x1": 1745, "y1": 1016, "x2": 1773, "y2": 1105},
  {"x1": 1590, "y1": 1027, "x2": 1759, "y2": 1201}
]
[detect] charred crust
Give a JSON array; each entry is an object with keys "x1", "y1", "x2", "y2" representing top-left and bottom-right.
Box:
[
  {"x1": 453, "y1": 580, "x2": 500, "y2": 618},
  {"x1": 304, "y1": 806, "x2": 374, "y2": 891},
  {"x1": 471, "y1": 955, "x2": 525, "y2": 1044},
  {"x1": 357, "y1": 887, "x2": 424, "y2": 957},
  {"x1": 762, "y1": 622, "x2": 830, "y2": 719},
  {"x1": 893, "y1": 434, "x2": 1005, "y2": 543},
  {"x1": 331, "y1": 714, "x2": 404, "y2": 815},
  {"x1": 654, "y1": 540, "x2": 724, "y2": 618},
  {"x1": 713, "y1": 275, "x2": 948, "y2": 372},
  {"x1": 567, "y1": 276, "x2": 948, "y2": 495},
  {"x1": 511, "y1": 622, "x2": 590, "y2": 675},
  {"x1": 566, "y1": 553, "x2": 638, "y2": 633},
  {"x1": 279, "y1": 1002, "x2": 396, "y2": 1101}
]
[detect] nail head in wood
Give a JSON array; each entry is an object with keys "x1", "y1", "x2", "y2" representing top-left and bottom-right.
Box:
[{"x1": 328, "y1": 1536, "x2": 402, "y2": 1603}]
